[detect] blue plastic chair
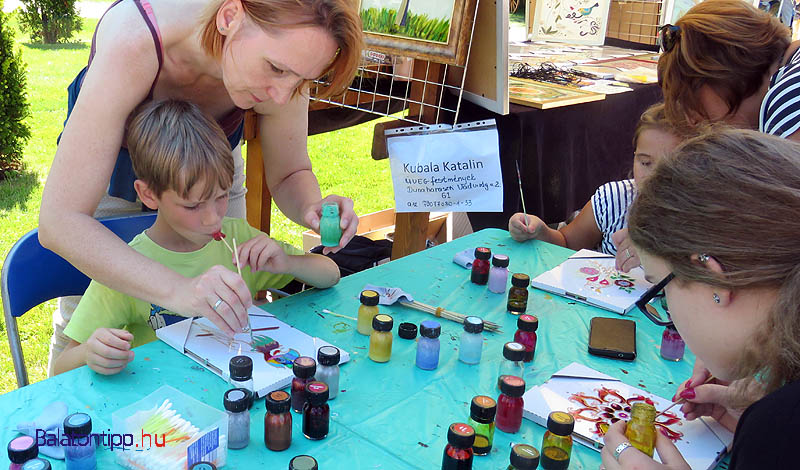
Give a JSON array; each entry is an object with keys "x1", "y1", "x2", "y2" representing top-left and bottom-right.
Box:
[{"x1": 2, "y1": 213, "x2": 157, "y2": 388}]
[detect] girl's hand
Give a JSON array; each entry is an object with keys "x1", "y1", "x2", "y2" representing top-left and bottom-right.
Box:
[
  {"x1": 508, "y1": 212, "x2": 546, "y2": 241},
  {"x1": 303, "y1": 195, "x2": 358, "y2": 254},
  {"x1": 601, "y1": 420, "x2": 690, "y2": 470},
  {"x1": 84, "y1": 328, "x2": 135, "y2": 375},
  {"x1": 236, "y1": 234, "x2": 291, "y2": 274},
  {"x1": 612, "y1": 229, "x2": 641, "y2": 272}
]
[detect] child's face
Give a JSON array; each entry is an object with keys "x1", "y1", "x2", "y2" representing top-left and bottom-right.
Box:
[
  {"x1": 154, "y1": 181, "x2": 230, "y2": 250},
  {"x1": 633, "y1": 128, "x2": 682, "y2": 187}
]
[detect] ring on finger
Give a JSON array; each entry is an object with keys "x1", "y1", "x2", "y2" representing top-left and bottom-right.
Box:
[
  {"x1": 212, "y1": 298, "x2": 223, "y2": 311},
  {"x1": 625, "y1": 248, "x2": 631, "y2": 259},
  {"x1": 614, "y1": 442, "x2": 634, "y2": 462}
]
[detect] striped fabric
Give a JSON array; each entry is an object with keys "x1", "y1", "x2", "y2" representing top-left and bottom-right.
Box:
[
  {"x1": 760, "y1": 47, "x2": 800, "y2": 138},
  {"x1": 590, "y1": 179, "x2": 637, "y2": 255}
]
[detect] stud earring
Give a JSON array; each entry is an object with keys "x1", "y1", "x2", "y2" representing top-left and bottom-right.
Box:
[
  {"x1": 219, "y1": 26, "x2": 226, "y2": 32},
  {"x1": 698, "y1": 254, "x2": 710, "y2": 263},
  {"x1": 713, "y1": 293, "x2": 720, "y2": 304}
]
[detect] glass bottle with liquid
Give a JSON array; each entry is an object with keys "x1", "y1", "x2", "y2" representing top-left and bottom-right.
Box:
[
  {"x1": 540, "y1": 412, "x2": 574, "y2": 470},
  {"x1": 302, "y1": 382, "x2": 330, "y2": 440},
  {"x1": 319, "y1": 201, "x2": 342, "y2": 247},
  {"x1": 357, "y1": 290, "x2": 380, "y2": 335},
  {"x1": 316, "y1": 346, "x2": 341, "y2": 400},
  {"x1": 497, "y1": 342, "x2": 526, "y2": 389},
  {"x1": 470, "y1": 247, "x2": 492, "y2": 285},
  {"x1": 441, "y1": 423, "x2": 475, "y2": 470},
  {"x1": 496, "y1": 376, "x2": 526, "y2": 433},
  {"x1": 467, "y1": 395, "x2": 496, "y2": 456},
  {"x1": 229, "y1": 355, "x2": 254, "y2": 409},
  {"x1": 224, "y1": 388, "x2": 250, "y2": 449},
  {"x1": 513, "y1": 315, "x2": 538, "y2": 363},
  {"x1": 660, "y1": 325, "x2": 685, "y2": 362},
  {"x1": 7, "y1": 436, "x2": 38, "y2": 470},
  {"x1": 63, "y1": 412, "x2": 96, "y2": 470},
  {"x1": 291, "y1": 356, "x2": 317, "y2": 412},
  {"x1": 369, "y1": 314, "x2": 394, "y2": 363},
  {"x1": 416, "y1": 320, "x2": 442, "y2": 370},
  {"x1": 21, "y1": 459, "x2": 51, "y2": 470},
  {"x1": 289, "y1": 455, "x2": 318, "y2": 470},
  {"x1": 488, "y1": 255, "x2": 510, "y2": 293},
  {"x1": 459, "y1": 317, "x2": 485, "y2": 365},
  {"x1": 264, "y1": 390, "x2": 292, "y2": 451},
  {"x1": 507, "y1": 273, "x2": 530, "y2": 314},
  {"x1": 625, "y1": 402, "x2": 657, "y2": 457},
  {"x1": 508, "y1": 444, "x2": 540, "y2": 470}
]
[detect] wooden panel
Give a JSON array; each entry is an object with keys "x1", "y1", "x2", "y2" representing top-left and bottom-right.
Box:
[
  {"x1": 607, "y1": 0, "x2": 661, "y2": 45},
  {"x1": 244, "y1": 111, "x2": 271, "y2": 234},
  {"x1": 391, "y1": 212, "x2": 431, "y2": 260}
]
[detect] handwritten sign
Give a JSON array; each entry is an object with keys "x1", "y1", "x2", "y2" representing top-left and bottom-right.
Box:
[{"x1": 386, "y1": 123, "x2": 503, "y2": 212}]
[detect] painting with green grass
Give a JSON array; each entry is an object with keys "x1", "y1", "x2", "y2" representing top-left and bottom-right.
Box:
[{"x1": 359, "y1": 0, "x2": 455, "y2": 43}]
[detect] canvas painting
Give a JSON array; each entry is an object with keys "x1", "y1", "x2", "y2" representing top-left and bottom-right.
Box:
[
  {"x1": 508, "y1": 78, "x2": 605, "y2": 109},
  {"x1": 528, "y1": 0, "x2": 612, "y2": 45}
]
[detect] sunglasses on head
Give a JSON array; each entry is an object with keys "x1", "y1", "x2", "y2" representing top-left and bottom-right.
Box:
[
  {"x1": 635, "y1": 273, "x2": 675, "y2": 327},
  {"x1": 659, "y1": 24, "x2": 681, "y2": 53}
]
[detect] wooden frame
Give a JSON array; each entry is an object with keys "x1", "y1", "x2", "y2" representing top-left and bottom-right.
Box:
[
  {"x1": 508, "y1": 78, "x2": 605, "y2": 109},
  {"x1": 359, "y1": 0, "x2": 479, "y2": 66}
]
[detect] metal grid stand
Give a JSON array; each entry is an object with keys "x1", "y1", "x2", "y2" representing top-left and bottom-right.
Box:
[{"x1": 606, "y1": 0, "x2": 664, "y2": 46}]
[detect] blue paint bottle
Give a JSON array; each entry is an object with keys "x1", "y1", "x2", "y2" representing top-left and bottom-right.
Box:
[
  {"x1": 63, "y1": 413, "x2": 96, "y2": 470},
  {"x1": 416, "y1": 320, "x2": 441, "y2": 370}
]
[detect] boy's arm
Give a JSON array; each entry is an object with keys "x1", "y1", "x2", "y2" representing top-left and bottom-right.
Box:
[
  {"x1": 236, "y1": 233, "x2": 340, "y2": 289},
  {"x1": 284, "y1": 254, "x2": 340, "y2": 289},
  {"x1": 54, "y1": 328, "x2": 135, "y2": 375}
]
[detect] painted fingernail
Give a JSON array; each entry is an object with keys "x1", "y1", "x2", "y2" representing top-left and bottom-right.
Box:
[
  {"x1": 679, "y1": 388, "x2": 696, "y2": 400},
  {"x1": 686, "y1": 379, "x2": 693, "y2": 388}
]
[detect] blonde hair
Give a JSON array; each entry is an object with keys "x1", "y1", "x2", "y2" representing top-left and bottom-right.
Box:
[
  {"x1": 628, "y1": 128, "x2": 800, "y2": 395},
  {"x1": 200, "y1": 0, "x2": 363, "y2": 99},
  {"x1": 127, "y1": 99, "x2": 234, "y2": 199},
  {"x1": 657, "y1": 0, "x2": 790, "y2": 127},
  {"x1": 632, "y1": 102, "x2": 679, "y2": 148}
]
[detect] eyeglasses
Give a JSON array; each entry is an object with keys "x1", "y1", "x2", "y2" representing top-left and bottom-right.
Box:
[
  {"x1": 635, "y1": 273, "x2": 675, "y2": 327},
  {"x1": 659, "y1": 24, "x2": 681, "y2": 53}
]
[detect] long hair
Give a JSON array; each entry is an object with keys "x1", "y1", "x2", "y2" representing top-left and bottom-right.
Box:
[{"x1": 628, "y1": 128, "x2": 800, "y2": 396}]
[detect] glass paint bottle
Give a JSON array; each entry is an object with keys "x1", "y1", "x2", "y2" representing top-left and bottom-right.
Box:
[
  {"x1": 508, "y1": 444, "x2": 540, "y2": 470},
  {"x1": 625, "y1": 402, "x2": 657, "y2": 457},
  {"x1": 540, "y1": 412, "x2": 574, "y2": 470},
  {"x1": 513, "y1": 315, "x2": 538, "y2": 363},
  {"x1": 369, "y1": 314, "x2": 394, "y2": 363},
  {"x1": 302, "y1": 382, "x2": 330, "y2": 440},
  {"x1": 458, "y1": 317, "x2": 484, "y2": 364},
  {"x1": 224, "y1": 388, "x2": 251, "y2": 449},
  {"x1": 357, "y1": 290, "x2": 381, "y2": 336},
  {"x1": 189, "y1": 464, "x2": 216, "y2": 470},
  {"x1": 316, "y1": 346, "x2": 341, "y2": 400},
  {"x1": 7, "y1": 436, "x2": 38, "y2": 470},
  {"x1": 416, "y1": 320, "x2": 442, "y2": 370},
  {"x1": 319, "y1": 201, "x2": 342, "y2": 247},
  {"x1": 507, "y1": 273, "x2": 530, "y2": 314},
  {"x1": 488, "y1": 255, "x2": 510, "y2": 293},
  {"x1": 289, "y1": 455, "x2": 318, "y2": 470},
  {"x1": 497, "y1": 342, "x2": 526, "y2": 389},
  {"x1": 21, "y1": 460, "x2": 50, "y2": 470},
  {"x1": 496, "y1": 376, "x2": 526, "y2": 433},
  {"x1": 470, "y1": 247, "x2": 492, "y2": 285},
  {"x1": 229, "y1": 355, "x2": 255, "y2": 409},
  {"x1": 660, "y1": 325, "x2": 685, "y2": 362},
  {"x1": 467, "y1": 395, "x2": 496, "y2": 456},
  {"x1": 291, "y1": 356, "x2": 317, "y2": 412},
  {"x1": 63, "y1": 413, "x2": 95, "y2": 470},
  {"x1": 264, "y1": 390, "x2": 292, "y2": 451},
  {"x1": 441, "y1": 423, "x2": 475, "y2": 470}
]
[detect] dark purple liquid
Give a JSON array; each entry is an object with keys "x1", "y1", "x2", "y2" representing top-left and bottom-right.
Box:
[{"x1": 302, "y1": 403, "x2": 330, "y2": 440}]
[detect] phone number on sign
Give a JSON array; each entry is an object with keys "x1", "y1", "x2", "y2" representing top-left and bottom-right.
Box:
[{"x1": 405, "y1": 200, "x2": 474, "y2": 209}]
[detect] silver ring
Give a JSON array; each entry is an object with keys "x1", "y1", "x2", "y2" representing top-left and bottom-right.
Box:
[
  {"x1": 212, "y1": 298, "x2": 223, "y2": 311},
  {"x1": 625, "y1": 248, "x2": 631, "y2": 259},
  {"x1": 614, "y1": 442, "x2": 634, "y2": 462}
]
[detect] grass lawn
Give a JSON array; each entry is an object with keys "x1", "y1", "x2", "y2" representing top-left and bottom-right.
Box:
[{"x1": 0, "y1": 10, "x2": 395, "y2": 394}]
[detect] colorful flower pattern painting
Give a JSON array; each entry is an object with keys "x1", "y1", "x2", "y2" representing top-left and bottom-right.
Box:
[{"x1": 579, "y1": 262, "x2": 638, "y2": 294}]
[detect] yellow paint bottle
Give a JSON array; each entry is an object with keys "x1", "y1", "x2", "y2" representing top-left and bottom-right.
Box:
[{"x1": 357, "y1": 290, "x2": 380, "y2": 336}]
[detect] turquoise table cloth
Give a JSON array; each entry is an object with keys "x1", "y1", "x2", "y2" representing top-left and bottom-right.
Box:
[{"x1": 2, "y1": 229, "x2": 716, "y2": 469}]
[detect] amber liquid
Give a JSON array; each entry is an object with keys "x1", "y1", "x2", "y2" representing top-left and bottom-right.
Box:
[
  {"x1": 472, "y1": 434, "x2": 491, "y2": 455},
  {"x1": 264, "y1": 412, "x2": 292, "y2": 451},
  {"x1": 442, "y1": 445, "x2": 473, "y2": 470},
  {"x1": 541, "y1": 446, "x2": 570, "y2": 470}
]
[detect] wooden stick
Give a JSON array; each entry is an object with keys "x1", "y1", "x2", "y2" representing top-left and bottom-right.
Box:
[
  {"x1": 220, "y1": 236, "x2": 234, "y2": 254},
  {"x1": 232, "y1": 238, "x2": 243, "y2": 278},
  {"x1": 398, "y1": 300, "x2": 502, "y2": 333},
  {"x1": 515, "y1": 161, "x2": 529, "y2": 227},
  {"x1": 656, "y1": 376, "x2": 716, "y2": 418},
  {"x1": 321, "y1": 309, "x2": 357, "y2": 321}
]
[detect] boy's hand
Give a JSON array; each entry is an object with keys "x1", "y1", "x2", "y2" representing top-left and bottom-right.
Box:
[
  {"x1": 236, "y1": 234, "x2": 291, "y2": 274},
  {"x1": 508, "y1": 212, "x2": 546, "y2": 241},
  {"x1": 84, "y1": 328, "x2": 134, "y2": 375}
]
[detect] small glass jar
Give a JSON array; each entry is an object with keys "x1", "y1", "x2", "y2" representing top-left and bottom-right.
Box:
[
  {"x1": 7, "y1": 436, "x2": 38, "y2": 470},
  {"x1": 513, "y1": 315, "x2": 538, "y2": 363},
  {"x1": 264, "y1": 390, "x2": 292, "y2": 451},
  {"x1": 291, "y1": 356, "x2": 317, "y2": 412},
  {"x1": 626, "y1": 402, "x2": 657, "y2": 457},
  {"x1": 229, "y1": 355, "x2": 255, "y2": 409},
  {"x1": 320, "y1": 201, "x2": 342, "y2": 247},
  {"x1": 316, "y1": 346, "x2": 341, "y2": 400},
  {"x1": 289, "y1": 455, "x2": 318, "y2": 470},
  {"x1": 369, "y1": 314, "x2": 394, "y2": 363},
  {"x1": 441, "y1": 423, "x2": 475, "y2": 470},
  {"x1": 496, "y1": 376, "x2": 526, "y2": 433},
  {"x1": 660, "y1": 325, "x2": 685, "y2": 362},
  {"x1": 508, "y1": 444, "x2": 540, "y2": 470},
  {"x1": 416, "y1": 320, "x2": 442, "y2": 370},
  {"x1": 507, "y1": 273, "x2": 530, "y2": 314},
  {"x1": 467, "y1": 396, "x2": 496, "y2": 456},
  {"x1": 458, "y1": 316, "x2": 484, "y2": 365},
  {"x1": 540, "y1": 412, "x2": 574, "y2": 470},
  {"x1": 63, "y1": 412, "x2": 96, "y2": 470},
  {"x1": 21, "y1": 459, "x2": 51, "y2": 470},
  {"x1": 357, "y1": 290, "x2": 380, "y2": 336},
  {"x1": 488, "y1": 254, "x2": 510, "y2": 294},
  {"x1": 497, "y1": 342, "x2": 526, "y2": 389},
  {"x1": 470, "y1": 247, "x2": 492, "y2": 285},
  {"x1": 224, "y1": 388, "x2": 251, "y2": 449},
  {"x1": 302, "y1": 382, "x2": 330, "y2": 440}
]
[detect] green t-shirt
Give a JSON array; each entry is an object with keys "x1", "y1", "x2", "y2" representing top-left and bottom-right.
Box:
[{"x1": 64, "y1": 217, "x2": 303, "y2": 348}]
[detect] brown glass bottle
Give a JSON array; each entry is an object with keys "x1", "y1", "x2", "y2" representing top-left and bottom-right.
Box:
[
  {"x1": 264, "y1": 390, "x2": 292, "y2": 451},
  {"x1": 291, "y1": 356, "x2": 316, "y2": 412},
  {"x1": 507, "y1": 273, "x2": 530, "y2": 314},
  {"x1": 302, "y1": 381, "x2": 330, "y2": 440}
]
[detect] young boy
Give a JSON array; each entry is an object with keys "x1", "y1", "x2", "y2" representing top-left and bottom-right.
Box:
[{"x1": 54, "y1": 99, "x2": 340, "y2": 375}]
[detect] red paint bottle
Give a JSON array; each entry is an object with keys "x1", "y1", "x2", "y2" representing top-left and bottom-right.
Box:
[
  {"x1": 470, "y1": 247, "x2": 492, "y2": 285},
  {"x1": 441, "y1": 423, "x2": 475, "y2": 470},
  {"x1": 513, "y1": 315, "x2": 538, "y2": 363},
  {"x1": 291, "y1": 356, "x2": 316, "y2": 412},
  {"x1": 496, "y1": 375, "x2": 526, "y2": 433}
]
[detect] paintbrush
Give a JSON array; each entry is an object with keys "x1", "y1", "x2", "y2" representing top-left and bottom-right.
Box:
[
  {"x1": 515, "y1": 161, "x2": 530, "y2": 228},
  {"x1": 656, "y1": 376, "x2": 716, "y2": 418}
]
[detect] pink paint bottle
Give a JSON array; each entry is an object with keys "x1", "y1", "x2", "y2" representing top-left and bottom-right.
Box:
[
  {"x1": 496, "y1": 376, "x2": 526, "y2": 433},
  {"x1": 7, "y1": 435, "x2": 38, "y2": 469},
  {"x1": 660, "y1": 325, "x2": 685, "y2": 361}
]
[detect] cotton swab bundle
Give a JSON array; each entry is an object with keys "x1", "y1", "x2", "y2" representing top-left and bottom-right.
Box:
[{"x1": 397, "y1": 300, "x2": 502, "y2": 333}]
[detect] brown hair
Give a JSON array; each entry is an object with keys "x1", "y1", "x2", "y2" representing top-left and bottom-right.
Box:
[
  {"x1": 658, "y1": 0, "x2": 790, "y2": 127},
  {"x1": 127, "y1": 99, "x2": 234, "y2": 199},
  {"x1": 628, "y1": 128, "x2": 800, "y2": 395},
  {"x1": 200, "y1": 0, "x2": 363, "y2": 99},
  {"x1": 632, "y1": 102, "x2": 680, "y2": 148}
]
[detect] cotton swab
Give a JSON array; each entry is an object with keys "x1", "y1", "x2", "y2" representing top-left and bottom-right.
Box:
[
  {"x1": 515, "y1": 161, "x2": 530, "y2": 228},
  {"x1": 321, "y1": 309, "x2": 357, "y2": 321}
]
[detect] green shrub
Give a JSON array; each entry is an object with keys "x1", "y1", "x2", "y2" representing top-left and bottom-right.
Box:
[
  {"x1": 0, "y1": 6, "x2": 31, "y2": 180},
  {"x1": 19, "y1": 0, "x2": 83, "y2": 44}
]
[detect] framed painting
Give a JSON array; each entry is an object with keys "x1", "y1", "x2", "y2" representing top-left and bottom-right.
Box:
[
  {"x1": 508, "y1": 77, "x2": 605, "y2": 109},
  {"x1": 359, "y1": 0, "x2": 479, "y2": 66},
  {"x1": 527, "y1": 0, "x2": 613, "y2": 45}
]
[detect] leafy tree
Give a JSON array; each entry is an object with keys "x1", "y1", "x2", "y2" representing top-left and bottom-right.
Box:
[
  {"x1": 0, "y1": 4, "x2": 32, "y2": 180},
  {"x1": 19, "y1": 0, "x2": 82, "y2": 44}
]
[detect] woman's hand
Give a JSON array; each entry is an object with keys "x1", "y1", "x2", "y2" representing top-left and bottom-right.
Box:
[
  {"x1": 186, "y1": 265, "x2": 252, "y2": 336},
  {"x1": 508, "y1": 212, "x2": 546, "y2": 241},
  {"x1": 304, "y1": 195, "x2": 358, "y2": 254},
  {"x1": 601, "y1": 420, "x2": 690, "y2": 470},
  {"x1": 613, "y1": 229, "x2": 641, "y2": 272}
]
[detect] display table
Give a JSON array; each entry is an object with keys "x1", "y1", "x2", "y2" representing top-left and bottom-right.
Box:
[{"x1": 1, "y1": 229, "x2": 721, "y2": 469}]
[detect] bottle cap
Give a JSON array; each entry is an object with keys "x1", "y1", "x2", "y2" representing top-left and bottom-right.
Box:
[
  {"x1": 289, "y1": 455, "x2": 319, "y2": 470},
  {"x1": 469, "y1": 395, "x2": 497, "y2": 422},
  {"x1": 463, "y1": 316, "x2": 484, "y2": 334},
  {"x1": 229, "y1": 355, "x2": 253, "y2": 381},
  {"x1": 492, "y1": 254, "x2": 509, "y2": 268},
  {"x1": 419, "y1": 320, "x2": 441, "y2": 339},
  {"x1": 398, "y1": 322, "x2": 418, "y2": 339},
  {"x1": 266, "y1": 390, "x2": 292, "y2": 414},
  {"x1": 517, "y1": 315, "x2": 539, "y2": 332},
  {"x1": 666, "y1": 324, "x2": 678, "y2": 332},
  {"x1": 502, "y1": 342, "x2": 526, "y2": 361},
  {"x1": 224, "y1": 388, "x2": 250, "y2": 413},
  {"x1": 293, "y1": 356, "x2": 317, "y2": 379},
  {"x1": 321, "y1": 201, "x2": 339, "y2": 217},
  {"x1": 360, "y1": 290, "x2": 380, "y2": 306},
  {"x1": 7, "y1": 436, "x2": 38, "y2": 464},
  {"x1": 189, "y1": 463, "x2": 217, "y2": 470},
  {"x1": 372, "y1": 314, "x2": 393, "y2": 332},
  {"x1": 63, "y1": 412, "x2": 92, "y2": 437},
  {"x1": 474, "y1": 247, "x2": 492, "y2": 260},
  {"x1": 546, "y1": 411, "x2": 575, "y2": 436},
  {"x1": 317, "y1": 346, "x2": 341, "y2": 366},
  {"x1": 305, "y1": 381, "x2": 330, "y2": 405},
  {"x1": 511, "y1": 273, "x2": 530, "y2": 288},
  {"x1": 499, "y1": 375, "x2": 526, "y2": 397},
  {"x1": 510, "y1": 444, "x2": 540, "y2": 470},
  {"x1": 21, "y1": 459, "x2": 51, "y2": 470},
  {"x1": 446, "y1": 422, "x2": 476, "y2": 448}
]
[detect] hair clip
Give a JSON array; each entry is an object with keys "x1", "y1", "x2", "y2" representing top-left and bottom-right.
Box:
[{"x1": 698, "y1": 253, "x2": 710, "y2": 263}]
